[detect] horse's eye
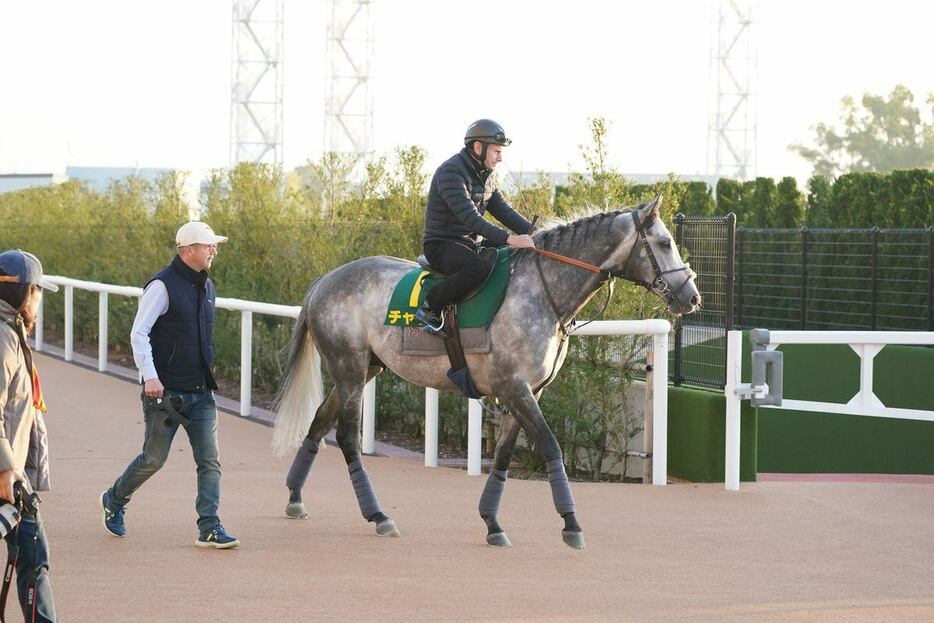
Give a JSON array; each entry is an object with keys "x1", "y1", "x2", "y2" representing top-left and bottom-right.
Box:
[{"x1": 661, "y1": 239, "x2": 672, "y2": 249}]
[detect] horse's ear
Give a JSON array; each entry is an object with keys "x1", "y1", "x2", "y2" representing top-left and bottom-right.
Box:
[{"x1": 639, "y1": 194, "x2": 663, "y2": 223}]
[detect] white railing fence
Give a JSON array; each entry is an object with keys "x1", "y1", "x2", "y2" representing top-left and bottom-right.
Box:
[
  {"x1": 724, "y1": 329, "x2": 934, "y2": 491},
  {"x1": 39, "y1": 276, "x2": 671, "y2": 483}
]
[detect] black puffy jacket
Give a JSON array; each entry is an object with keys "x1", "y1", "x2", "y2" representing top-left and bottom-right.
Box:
[{"x1": 422, "y1": 149, "x2": 532, "y2": 247}]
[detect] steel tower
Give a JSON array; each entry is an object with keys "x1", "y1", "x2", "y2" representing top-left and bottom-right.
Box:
[
  {"x1": 230, "y1": 0, "x2": 284, "y2": 166},
  {"x1": 324, "y1": 0, "x2": 374, "y2": 157},
  {"x1": 707, "y1": 0, "x2": 758, "y2": 180}
]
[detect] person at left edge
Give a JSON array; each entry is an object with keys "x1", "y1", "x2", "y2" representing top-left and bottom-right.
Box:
[
  {"x1": 100, "y1": 222, "x2": 240, "y2": 549},
  {"x1": 0, "y1": 249, "x2": 60, "y2": 622}
]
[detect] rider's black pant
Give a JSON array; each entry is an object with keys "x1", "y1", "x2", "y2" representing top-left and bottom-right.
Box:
[{"x1": 423, "y1": 240, "x2": 496, "y2": 312}]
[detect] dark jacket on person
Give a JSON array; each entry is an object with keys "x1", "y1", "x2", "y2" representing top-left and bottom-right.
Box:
[
  {"x1": 146, "y1": 255, "x2": 218, "y2": 393},
  {"x1": 422, "y1": 149, "x2": 533, "y2": 247}
]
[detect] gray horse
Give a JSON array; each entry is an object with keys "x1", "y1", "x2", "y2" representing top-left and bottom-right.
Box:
[{"x1": 272, "y1": 196, "x2": 700, "y2": 549}]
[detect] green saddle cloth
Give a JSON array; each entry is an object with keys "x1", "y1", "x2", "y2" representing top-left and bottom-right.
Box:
[{"x1": 385, "y1": 247, "x2": 511, "y2": 328}]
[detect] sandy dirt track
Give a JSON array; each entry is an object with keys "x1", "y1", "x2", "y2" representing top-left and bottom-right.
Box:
[{"x1": 30, "y1": 352, "x2": 934, "y2": 622}]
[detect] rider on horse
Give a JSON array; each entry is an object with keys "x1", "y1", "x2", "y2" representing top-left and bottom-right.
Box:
[{"x1": 414, "y1": 119, "x2": 537, "y2": 335}]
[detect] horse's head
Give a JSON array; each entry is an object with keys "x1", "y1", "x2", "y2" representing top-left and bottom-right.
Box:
[{"x1": 609, "y1": 196, "x2": 701, "y2": 316}]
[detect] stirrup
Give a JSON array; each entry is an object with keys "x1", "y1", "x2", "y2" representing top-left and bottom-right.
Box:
[{"x1": 415, "y1": 307, "x2": 446, "y2": 337}]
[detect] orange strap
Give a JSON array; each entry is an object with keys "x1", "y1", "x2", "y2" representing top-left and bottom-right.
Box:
[
  {"x1": 529, "y1": 248, "x2": 605, "y2": 274},
  {"x1": 32, "y1": 365, "x2": 45, "y2": 413}
]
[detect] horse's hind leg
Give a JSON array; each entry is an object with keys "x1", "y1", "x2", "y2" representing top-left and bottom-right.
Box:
[
  {"x1": 285, "y1": 364, "x2": 384, "y2": 520},
  {"x1": 284, "y1": 388, "x2": 338, "y2": 518},
  {"x1": 331, "y1": 361, "x2": 399, "y2": 538},
  {"x1": 480, "y1": 411, "x2": 521, "y2": 547},
  {"x1": 500, "y1": 386, "x2": 584, "y2": 550}
]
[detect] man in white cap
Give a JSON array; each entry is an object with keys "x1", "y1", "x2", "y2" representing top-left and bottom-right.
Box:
[{"x1": 100, "y1": 222, "x2": 240, "y2": 548}]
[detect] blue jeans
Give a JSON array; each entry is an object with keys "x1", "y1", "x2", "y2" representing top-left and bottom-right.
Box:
[
  {"x1": 111, "y1": 391, "x2": 222, "y2": 530},
  {"x1": 4, "y1": 512, "x2": 58, "y2": 623}
]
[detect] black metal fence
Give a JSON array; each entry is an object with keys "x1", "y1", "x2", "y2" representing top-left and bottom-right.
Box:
[
  {"x1": 736, "y1": 227, "x2": 934, "y2": 331},
  {"x1": 667, "y1": 221, "x2": 934, "y2": 391},
  {"x1": 670, "y1": 214, "x2": 735, "y2": 389}
]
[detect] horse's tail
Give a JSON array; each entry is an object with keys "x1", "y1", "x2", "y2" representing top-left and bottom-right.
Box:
[{"x1": 272, "y1": 290, "x2": 324, "y2": 457}]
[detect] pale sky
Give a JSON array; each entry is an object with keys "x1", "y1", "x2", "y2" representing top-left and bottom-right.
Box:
[{"x1": 1, "y1": 0, "x2": 931, "y2": 184}]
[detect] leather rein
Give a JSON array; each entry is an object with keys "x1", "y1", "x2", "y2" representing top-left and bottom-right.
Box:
[{"x1": 529, "y1": 208, "x2": 696, "y2": 336}]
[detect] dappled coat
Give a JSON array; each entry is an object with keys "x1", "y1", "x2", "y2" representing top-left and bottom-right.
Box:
[
  {"x1": 422, "y1": 148, "x2": 533, "y2": 247},
  {"x1": 0, "y1": 299, "x2": 51, "y2": 492}
]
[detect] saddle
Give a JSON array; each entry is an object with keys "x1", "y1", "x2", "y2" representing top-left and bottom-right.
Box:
[{"x1": 407, "y1": 246, "x2": 502, "y2": 399}]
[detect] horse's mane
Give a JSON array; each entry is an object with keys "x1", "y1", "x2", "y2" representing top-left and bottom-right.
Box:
[{"x1": 534, "y1": 206, "x2": 625, "y2": 255}]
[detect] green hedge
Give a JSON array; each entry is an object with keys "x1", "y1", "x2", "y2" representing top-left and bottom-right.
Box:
[{"x1": 717, "y1": 169, "x2": 933, "y2": 227}]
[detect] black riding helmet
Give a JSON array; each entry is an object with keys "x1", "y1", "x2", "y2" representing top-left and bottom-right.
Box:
[{"x1": 464, "y1": 119, "x2": 512, "y2": 165}]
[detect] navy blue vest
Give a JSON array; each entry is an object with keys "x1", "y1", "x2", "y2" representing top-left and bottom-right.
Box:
[{"x1": 146, "y1": 255, "x2": 218, "y2": 392}]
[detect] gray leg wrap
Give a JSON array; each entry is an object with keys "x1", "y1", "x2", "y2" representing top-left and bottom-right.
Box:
[
  {"x1": 285, "y1": 437, "x2": 320, "y2": 491},
  {"x1": 478, "y1": 468, "x2": 508, "y2": 517},
  {"x1": 348, "y1": 459, "x2": 382, "y2": 519},
  {"x1": 547, "y1": 459, "x2": 576, "y2": 515}
]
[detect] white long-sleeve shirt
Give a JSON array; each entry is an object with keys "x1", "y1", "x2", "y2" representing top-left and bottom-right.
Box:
[{"x1": 130, "y1": 280, "x2": 170, "y2": 382}]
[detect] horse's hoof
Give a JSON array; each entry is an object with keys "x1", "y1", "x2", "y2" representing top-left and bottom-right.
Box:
[
  {"x1": 486, "y1": 532, "x2": 512, "y2": 547},
  {"x1": 375, "y1": 518, "x2": 400, "y2": 537},
  {"x1": 562, "y1": 530, "x2": 585, "y2": 550},
  {"x1": 286, "y1": 502, "x2": 308, "y2": 519}
]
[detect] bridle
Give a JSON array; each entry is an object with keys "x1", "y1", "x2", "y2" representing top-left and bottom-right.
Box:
[
  {"x1": 528, "y1": 208, "x2": 696, "y2": 335},
  {"x1": 617, "y1": 209, "x2": 696, "y2": 305}
]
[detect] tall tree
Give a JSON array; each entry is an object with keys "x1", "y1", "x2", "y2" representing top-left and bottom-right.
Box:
[
  {"x1": 790, "y1": 85, "x2": 934, "y2": 178},
  {"x1": 773, "y1": 177, "x2": 804, "y2": 228}
]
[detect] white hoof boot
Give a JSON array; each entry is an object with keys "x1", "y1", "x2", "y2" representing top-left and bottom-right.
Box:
[{"x1": 286, "y1": 502, "x2": 308, "y2": 519}]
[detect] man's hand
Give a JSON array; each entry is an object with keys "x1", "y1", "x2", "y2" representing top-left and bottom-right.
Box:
[
  {"x1": 507, "y1": 234, "x2": 536, "y2": 249},
  {"x1": 0, "y1": 469, "x2": 25, "y2": 505},
  {"x1": 144, "y1": 378, "x2": 165, "y2": 399}
]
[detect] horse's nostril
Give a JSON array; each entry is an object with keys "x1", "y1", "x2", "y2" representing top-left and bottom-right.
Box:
[{"x1": 690, "y1": 295, "x2": 700, "y2": 306}]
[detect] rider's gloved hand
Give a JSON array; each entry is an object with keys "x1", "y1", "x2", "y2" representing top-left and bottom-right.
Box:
[{"x1": 507, "y1": 234, "x2": 535, "y2": 249}]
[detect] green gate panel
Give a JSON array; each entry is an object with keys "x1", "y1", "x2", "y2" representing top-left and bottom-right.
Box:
[
  {"x1": 668, "y1": 385, "x2": 757, "y2": 483},
  {"x1": 757, "y1": 343, "x2": 934, "y2": 474}
]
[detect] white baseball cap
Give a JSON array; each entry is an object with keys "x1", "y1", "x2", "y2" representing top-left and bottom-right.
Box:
[{"x1": 175, "y1": 221, "x2": 228, "y2": 248}]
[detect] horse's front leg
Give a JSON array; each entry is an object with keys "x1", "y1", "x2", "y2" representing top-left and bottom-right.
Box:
[
  {"x1": 479, "y1": 411, "x2": 521, "y2": 547},
  {"x1": 500, "y1": 386, "x2": 584, "y2": 550}
]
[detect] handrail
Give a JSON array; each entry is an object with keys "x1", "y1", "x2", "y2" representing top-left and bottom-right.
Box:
[{"x1": 38, "y1": 275, "x2": 671, "y2": 483}]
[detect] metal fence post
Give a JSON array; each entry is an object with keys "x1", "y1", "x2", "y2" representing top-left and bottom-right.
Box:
[
  {"x1": 725, "y1": 214, "x2": 736, "y2": 390},
  {"x1": 467, "y1": 399, "x2": 482, "y2": 475},
  {"x1": 673, "y1": 213, "x2": 684, "y2": 386},
  {"x1": 725, "y1": 214, "x2": 736, "y2": 331},
  {"x1": 240, "y1": 310, "x2": 252, "y2": 417},
  {"x1": 735, "y1": 224, "x2": 743, "y2": 327},
  {"x1": 870, "y1": 226, "x2": 879, "y2": 330},
  {"x1": 425, "y1": 388, "x2": 439, "y2": 467},
  {"x1": 64, "y1": 285, "x2": 74, "y2": 362},
  {"x1": 800, "y1": 227, "x2": 808, "y2": 330},
  {"x1": 35, "y1": 297, "x2": 44, "y2": 352},
  {"x1": 928, "y1": 227, "x2": 933, "y2": 332},
  {"x1": 98, "y1": 292, "x2": 108, "y2": 372},
  {"x1": 362, "y1": 379, "x2": 376, "y2": 454}
]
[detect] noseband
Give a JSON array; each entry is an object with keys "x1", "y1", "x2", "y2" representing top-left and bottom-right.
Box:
[{"x1": 617, "y1": 209, "x2": 696, "y2": 306}]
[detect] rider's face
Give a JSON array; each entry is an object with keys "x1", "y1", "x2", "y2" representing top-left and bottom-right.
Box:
[{"x1": 482, "y1": 144, "x2": 505, "y2": 170}]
